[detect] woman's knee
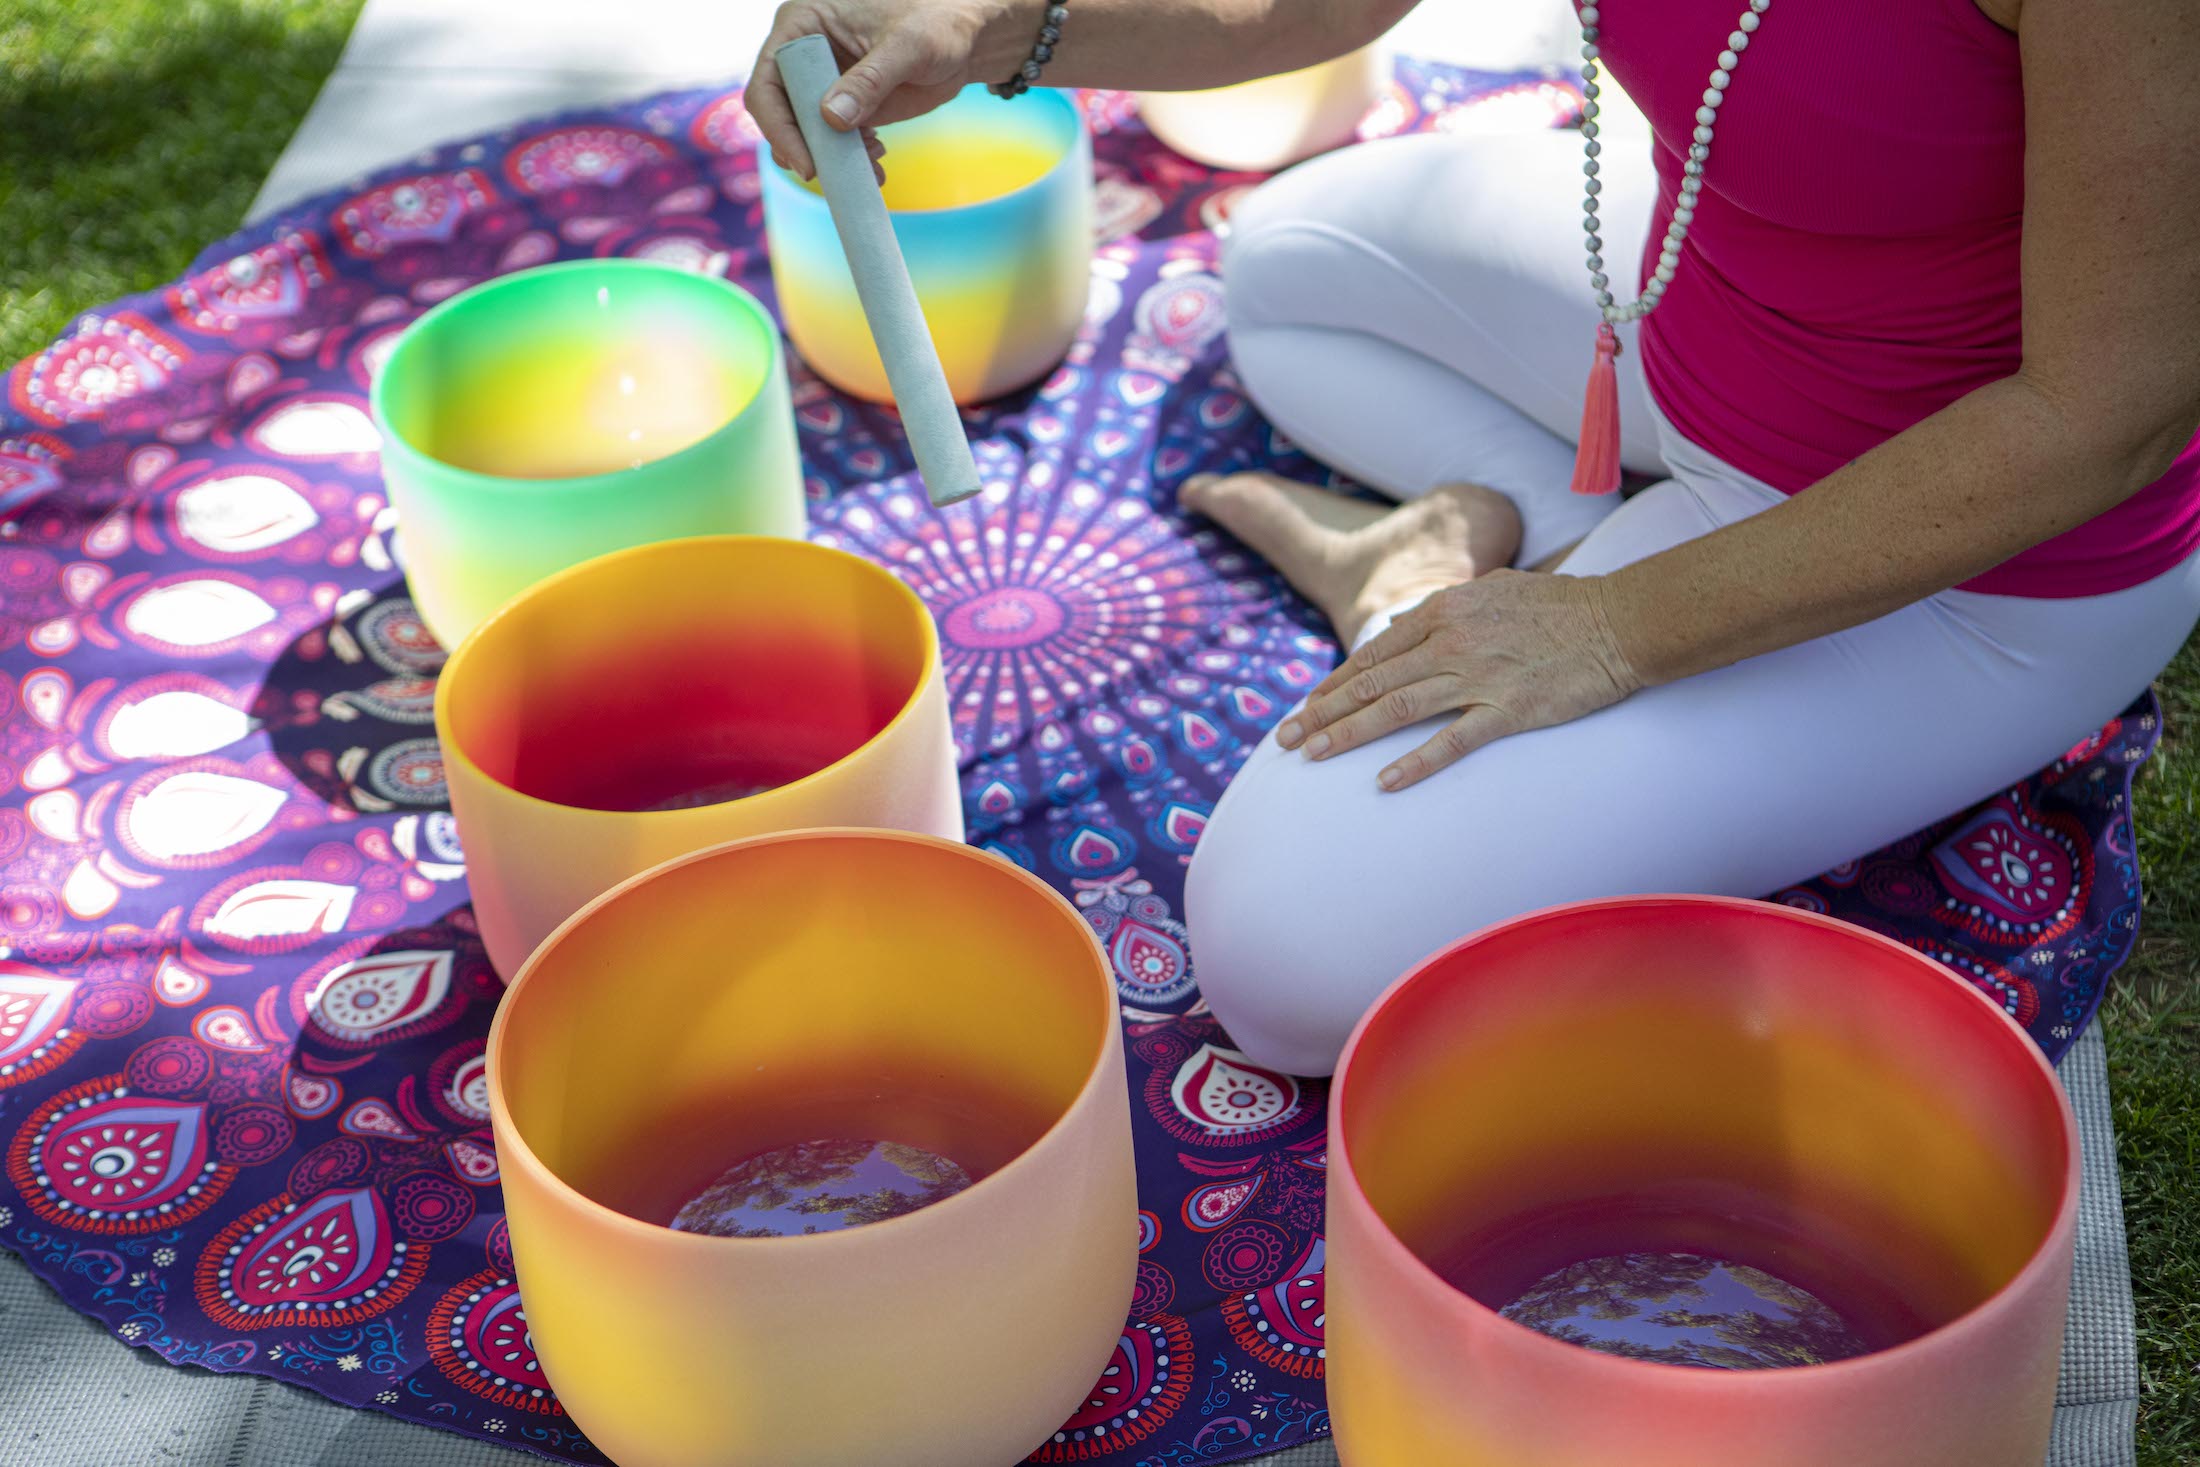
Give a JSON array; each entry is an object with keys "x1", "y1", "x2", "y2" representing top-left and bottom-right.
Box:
[
  {"x1": 1183, "y1": 822, "x2": 1375, "y2": 1077},
  {"x1": 1183, "y1": 750, "x2": 1463, "y2": 1077},
  {"x1": 1218, "y1": 134, "x2": 1451, "y2": 331}
]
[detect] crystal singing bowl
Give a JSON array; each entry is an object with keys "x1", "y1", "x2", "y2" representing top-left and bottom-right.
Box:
[
  {"x1": 370, "y1": 258, "x2": 804, "y2": 648},
  {"x1": 1327, "y1": 896, "x2": 2079, "y2": 1467},
  {"x1": 760, "y1": 84, "x2": 1093, "y2": 406},
  {"x1": 1137, "y1": 46, "x2": 1386, "y2": 173},
  {"x1": 434, "y1": 534, "x2": 960, "y2": 980},
  {"x1": 487, "y1": 830, "x2": 1139, "y2": 1467}
]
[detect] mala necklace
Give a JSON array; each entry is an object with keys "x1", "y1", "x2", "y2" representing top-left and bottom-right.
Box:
[{"x1": 1569, "y1": 0, "x2": 1773, "y2": 495}]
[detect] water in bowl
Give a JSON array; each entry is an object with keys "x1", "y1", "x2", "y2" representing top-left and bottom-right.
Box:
[
  {"x1": 670, "y1": 1138, "x2": 973, "y2": 1238},
  {"x1": 1442, "y1": 1184, "x2": 1946, "y2": 1368},
  {"x1": 1498, "y1": 1251, "x2": 1871, "y2": 1368},
  {"x1": 599, "y1": 1076, "x2": 1058, "y2": 1238}
]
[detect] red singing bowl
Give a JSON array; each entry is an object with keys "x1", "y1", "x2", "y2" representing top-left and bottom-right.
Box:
[{"x1": 1327, "y1": 895, "x2": 2078, "y2": 1467}]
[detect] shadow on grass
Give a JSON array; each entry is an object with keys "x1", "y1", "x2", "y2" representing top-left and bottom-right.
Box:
[{"x1": 0, "y1": 0, "x2": 364, "y2": 365}]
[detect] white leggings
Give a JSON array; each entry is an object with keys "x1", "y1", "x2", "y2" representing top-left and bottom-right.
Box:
[{"x1": 1183, "y1": 129, "x2": 2200, "y2": 1077}]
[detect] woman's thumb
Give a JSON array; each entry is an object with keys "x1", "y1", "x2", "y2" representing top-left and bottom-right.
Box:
[{"x1": 820, "y1": 25, "x2": 938, "y2": 129}]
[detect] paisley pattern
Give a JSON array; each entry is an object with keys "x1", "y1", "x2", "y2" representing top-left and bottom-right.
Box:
[
  {"x1": 1151, "y1": 1042, "x2": 1308, "y2": 1144},
  {"x1": 1929, "y1": 790, "x2": 2091, "y2": 945},
  {"x1": 1221, "y1": 1235, "x2": 1326, "y2": 1377},
  {"x1": 1030, "y1": 1313, "x2": 1196, "y2": 1462},
  {"x1": 6, "y1": 1075, "x2": 235, "y2": 1233},
  {"x1": 0, "y1": 964, "x2": 84, "y2": 1087},
  {"x1": 194, "y1": 1185, "x2": 427, "y2": 1330},
  {"x1": 0, "y1": 58, "x2": 2163, "y2": 1467},
  {"x1": 427, "y1": 1266, "x2": 563, "y2": 1412},
  {"x1": 166, "y1": 233, "x2": 340, "y2": 340},
  {"x1": 6, "y1": 311, "x2": 190, "y2": 427}
]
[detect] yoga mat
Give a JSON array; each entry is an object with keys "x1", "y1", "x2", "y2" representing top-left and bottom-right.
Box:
[{"x1": 0, "y1": 59, "x2": 2155, "y2": 1466}]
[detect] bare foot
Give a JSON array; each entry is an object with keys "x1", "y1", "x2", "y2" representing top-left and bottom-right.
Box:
[{"x1": 1179, "y1": 471, "x2": 1523, "y2": 645}]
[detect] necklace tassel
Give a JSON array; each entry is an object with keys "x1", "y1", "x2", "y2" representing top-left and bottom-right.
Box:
[{"x1": 1569, "y1": 322, "x2": 1624, "y2": 496}]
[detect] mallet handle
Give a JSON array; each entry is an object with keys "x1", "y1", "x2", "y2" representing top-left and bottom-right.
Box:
[{"x1": 775, "y1": 34, "x2": 983, "y2": 508}]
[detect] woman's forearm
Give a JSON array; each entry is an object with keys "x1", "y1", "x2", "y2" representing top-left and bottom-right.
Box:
[
  {"x1": 1596, "y1": 375, "x2": 2198, "y2": 687},
  {"x1": 970, "y1": 0, "x2": 1410, "y2": 95}
]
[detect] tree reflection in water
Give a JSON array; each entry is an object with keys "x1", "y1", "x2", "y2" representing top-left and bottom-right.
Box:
[
  {"x1": 670, "y1": 1138, "x2": 974, "y2": 1237},
  {"x1": 1498, "y1": 1252, "x2": 1871, "y2": 1368}
]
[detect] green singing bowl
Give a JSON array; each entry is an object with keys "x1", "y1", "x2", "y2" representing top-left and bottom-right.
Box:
[{"x1": 370, "y1": 258, "x2": 805, "y2": 647}]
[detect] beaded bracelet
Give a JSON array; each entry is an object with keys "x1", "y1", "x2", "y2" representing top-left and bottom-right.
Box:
[{"x1": 989, "y1": 3, "x2": 1068, "y2": 98}]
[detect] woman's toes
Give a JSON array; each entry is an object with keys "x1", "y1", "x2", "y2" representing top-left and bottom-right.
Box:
[
  {"x1": 1179, "y1": 471, "x2": 1270, "y2": 522},
  {"x1": 1177, "y1": 473, "x2": 1223, "y2": 515}
]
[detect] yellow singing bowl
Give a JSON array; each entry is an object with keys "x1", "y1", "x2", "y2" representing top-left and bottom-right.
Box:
[
  {"x1": 434, "y1": 534, "x2": 961, "y2": 979},
  {"x1": 488, "y1": 829, "x2": 1139, "y2": 1467},
  {"x1": 1138, "y1": 46, "x2": 1387, "y2": 172}
]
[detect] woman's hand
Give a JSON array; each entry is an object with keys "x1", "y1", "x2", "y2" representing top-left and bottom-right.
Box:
[
  {"x1": 1278, "y1": 571, "x2": 1643, "y2": 791},
  {"x1": 746, "y1": 0, "x2": 1413, "y2": 180},
  {"x1": 745, "y1": 0, "x2": 1023, "y2": 180}
]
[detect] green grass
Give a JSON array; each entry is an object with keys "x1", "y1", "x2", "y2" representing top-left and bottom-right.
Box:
[
  {"x1": 4, "y1": 0, "x2": 2199, "y2": 1459},
  {"x1": 0, "y1": 0, "x2": 363, "y2": 366},
  {"x1": 2122, "y1": 633, "x2": 2200, "y2": 1465}
]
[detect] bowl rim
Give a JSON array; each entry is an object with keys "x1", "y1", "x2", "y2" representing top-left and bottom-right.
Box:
[
  {"x1": 484, "y1": 826, "x2": 1122, "y2": 1252},
  {"x1": 431, "y1": 533, "x2": 941, "y2": 823},
  {"x1": 1327, "y1": 892, "x2": 2082, "y2": 1387},
  {"x1": 756, "y1": 83, "x2": 1092, "y2": 219},
  {"x1": 367, "y1": 257, "x2": 786, "y2": 492}
]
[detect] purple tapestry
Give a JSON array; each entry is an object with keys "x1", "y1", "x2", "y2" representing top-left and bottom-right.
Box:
[{"x1": 0, "y1": 60, "x2": 2156, "y2": 1466}]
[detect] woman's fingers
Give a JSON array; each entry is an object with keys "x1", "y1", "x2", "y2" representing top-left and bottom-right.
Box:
[
  {"x1": 1282, "y1": 620, "x2": 1438, "y2": 747},
  {"x1": 1296, "y1": 676, "x2": 1464, "y2": 760},
  {"x1": 1308, "y1": 592, "x2": 1448, "y2": 703},
  {"x1": 1381, "y1": 705, "x2": 1517, "y2": 791},
  {"x1": 820, "y1": 20, "x2": 948, "y2": 129},
  {"x1": 746, "y1": 43, "x2": 812, "y2": 179},
  {"x1": 750, "y1": 3, "x2": 852, "y2": 178},
  {"x1": 749, "y1": 2, "x2": 930, "y2": 177}
]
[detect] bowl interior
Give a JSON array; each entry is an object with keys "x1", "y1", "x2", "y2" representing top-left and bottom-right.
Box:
[
  {"x1": 377, "y1": 263, "x2": 776, "y2": 480},
  {"x1": 493, "y1": 833, "x2": 1111, "y2": 1230},
  {"x1": 784, "y1": 85, "x2": 1081, "y2": 213},
  {"x1": 440, "y1": 538, "x2": 932, "y2": 812},
  {"x1": 1340, "y1": 901, "x2": 2072, "y2": 1358}
]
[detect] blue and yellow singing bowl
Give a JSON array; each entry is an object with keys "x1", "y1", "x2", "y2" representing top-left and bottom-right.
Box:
[{"x1": 760, "y1": 85, "x2": 1093, "y2": 406}]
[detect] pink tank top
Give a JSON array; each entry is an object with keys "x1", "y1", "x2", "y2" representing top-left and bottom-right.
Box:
[{"x1": 1595, "y1": 0, "x2": 2200, "y2": 597}]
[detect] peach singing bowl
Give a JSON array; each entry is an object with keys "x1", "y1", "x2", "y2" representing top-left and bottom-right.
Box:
[
  {"x1": 1327, "y1": 896, "x2": 2078, "y2": 1467},
  {"x1": 434, "y1": 534, "x2": 960, "y2": 979},
  {"x1": 760, "y1": 84, "x2": 1093, "y2": 405},
  {"x1": 1138, "y1": 46, "x2": 1386, "y2": 172},
  {"x1": 487, "y1": 829, "x2": 1139, "y2": 1467},
  {"x1": 371, "y1": 258, "x2": 805, "y2": 648}
]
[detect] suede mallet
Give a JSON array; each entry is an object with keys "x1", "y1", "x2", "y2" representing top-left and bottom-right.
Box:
[{"x1": 775, "y1": 34, "x2": 984, "y2": 507}]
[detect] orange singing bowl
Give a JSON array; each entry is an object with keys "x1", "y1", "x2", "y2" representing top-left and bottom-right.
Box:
[
  {"x1": 1327, "y1": 896, "x2": 2078, "y2": 1467},
  {"x1": 434, "y1": 534, "x2": 960, "y2": 979},
  {"x1": 487, "y1": 830, "x2": 1138, "y2": 1467}
]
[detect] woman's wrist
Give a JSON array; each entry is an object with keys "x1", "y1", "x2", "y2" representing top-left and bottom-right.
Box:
[
  {"x1": 1576, "y1": 571, "x2": 1652, "y2": 696},
  {"x1": 971, "y1": 0, "x2": 1053, "y2": 85}
]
